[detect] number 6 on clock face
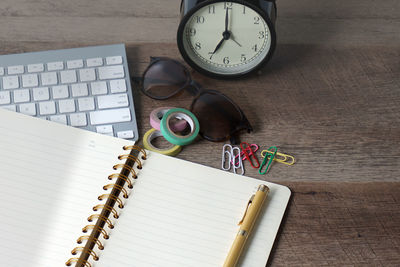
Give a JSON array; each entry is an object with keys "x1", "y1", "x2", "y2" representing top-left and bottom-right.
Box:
[{"x1": 177, "y1": 0, "x2": 277, "y2": 78}]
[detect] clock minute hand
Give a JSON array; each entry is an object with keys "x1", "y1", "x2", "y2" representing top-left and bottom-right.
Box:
[
  {"x1": 225, "y1": 6, "x2": 229, "y2": 32},
  {"x1": 209, "y1": 7, "x2": 230, "y2": 60}
]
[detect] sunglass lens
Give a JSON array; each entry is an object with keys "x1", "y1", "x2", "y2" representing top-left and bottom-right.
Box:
[
  {"x1": 143, "y1": 59, "x2": 189, "y2": 99},
  {"x1": 191, "y1": 92, "x2": 243, "y2": 141}
]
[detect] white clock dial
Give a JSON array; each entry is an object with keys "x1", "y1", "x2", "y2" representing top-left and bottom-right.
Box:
[{"x1": 182, "y1": 1, "x2": 271, "y2": 75}]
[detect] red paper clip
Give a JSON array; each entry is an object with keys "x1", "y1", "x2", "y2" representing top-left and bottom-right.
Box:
[
  {"x1": 232, "y1": 144, "x2": 259, "y2": 166},
  {"x1": 240, "y1": 142, "x2": 260, "y2": 168}
]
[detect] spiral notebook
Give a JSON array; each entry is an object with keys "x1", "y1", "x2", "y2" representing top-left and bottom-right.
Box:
[{"x1": 0, "y1": 108, "x2": 290, "y2": 267}]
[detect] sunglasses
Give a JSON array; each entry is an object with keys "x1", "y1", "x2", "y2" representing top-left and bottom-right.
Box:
[{"x1": 140, "y1": 57, "x2": 253, "y2": 144}]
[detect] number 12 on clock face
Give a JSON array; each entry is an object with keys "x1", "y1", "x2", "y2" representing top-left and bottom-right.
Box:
[{"x1": 177, "y1": 0, "x2": 277, "y2": 78}]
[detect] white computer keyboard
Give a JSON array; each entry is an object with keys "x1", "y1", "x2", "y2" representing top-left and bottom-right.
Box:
[{"x1": 0, "y1": 44, "x2": 138, "y2": 140}]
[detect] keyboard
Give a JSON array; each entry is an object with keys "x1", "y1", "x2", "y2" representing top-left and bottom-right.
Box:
[{"x1": 0, "y1": 44, "x2": 138, "y2": 141}]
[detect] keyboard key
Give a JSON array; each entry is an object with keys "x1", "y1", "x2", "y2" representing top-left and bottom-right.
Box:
[
  {"x1": 79, "y1": 68, "x2": 96, "y2": 82},
  {"x1": 87, "y1": 58, "x2": 103, "y2": 67},
  {"x1": 52, "y1": 85, "x2": 69, "y2": 99},
  {"x1": 41, "y1": 72, "x2": 58, "y2": 86},
  {"x1": 89, "y1": 108, "x2": 131, "y2": 125},
  {"x1": 97, "y1": 93, "x2": 129, "y2": 109},
  {"x1": 8, "y1": 65, "x2": 24, "y2": 75},
  {"x1": 3, "y1": 76, "x2": 19, "y2": 90},
  {"x1": 47, "y1": 61, "x2": 64, "y2": 71},
  {"x1": 96, "y1": 125, "x2": 113, "y2": 134},
  {"x1": 78, "y1": 97, "x2": 95, "y2": 111},
  {"x1": 106, "y1": 56, "x2": 123, "y2": 65},
  {"x1": 0, "y1": 91, "x2": 11, "y2": 104},
  {"x1": 50, "y1": 114, "x2": 67, "y2": 125},
  {"x1": 117, "y1": 130, "x2": 134, "y2": 139},
  {"x1": 39, "y1": 101, "x2": 56, "y2": 115},
  {"x1": 22, "y1": 74, "x2": 39, "y2": 88},
  {"x1": 71, "y1": 83, "x2": 88, "y2": 97},
  {"x1": 0, "y1": 67, "x2": 4, "y2": 76},
  {"x1": 110, "y1": 79, "x2": 127, "y2": 93},
  {"x1": 59, "y1": 99, "x2": 76, "y2": 113},
  {"x1": 91, "y1": 81, "x2": 108, "y2": 95},
  {"x1": 19, "y1": 103, "x2": 36, "y2": 115},
  {"x1": 28, "y1": 64, "x2": 44, "y2": 73},
  {"x1": 67, "y1": 59, "x2": 84, "y2": 69},
  {"x1": 60, "y1": 70, "x2": 77, "y2": 84},
  {"x1": 1, "y1": 105, "x2": 16, "y2": 112},
  {"x1": 33, "y1": 87, "x2": 50, "y2": 101},
  {"x1": 13, "y1": 89, "x2": 30, "y2": 103},
  {"x1": 70, "y1": 113, "x2": 87, "y2": 126},
  {"x1": 98, "y1": 65, "x2": 124, "y2": 80}
]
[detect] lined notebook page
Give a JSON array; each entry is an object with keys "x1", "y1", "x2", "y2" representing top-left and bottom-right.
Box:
[
  {"x1": 0, "y1": 109, "x2": 134, "y2": 266},
  {"x1": 100, "y1": 151, "x2": 291, "y2": 267}
]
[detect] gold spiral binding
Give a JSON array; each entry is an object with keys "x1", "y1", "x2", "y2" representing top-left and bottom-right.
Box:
[
  {"x1": 72, "y1": 247, "x2": 99, "y2": 261},
  {"x1": 82, "y1": 225, "x2": 109, "y2": 239},
  {"x1": 88, "y1": 214, "x2": 114, "y2": 229},
  {"x1": 118, "y1": 154, "x2": 143, "y2": 169},
  {"x1": 67, "y1": 146, "x2": 147, "y2": 267},
  {"x1": 103, "y1": 183, "x2": 129, "y2": 198},
  {"x1": 113, "y1": 163, "x2": 138, "y2": 178},
  {"x1": 65, "y1": 258, "x2": 91, "y2": 267},
  {"x1": 123, "y1": 145, "x2": 147, "y2": 159},
  {"x1": 98, "y1": 193, "x2": 124, "y2": 208},
  {"x1": 77, "y1": 236, "x2": 104, "y2": 250},
  {"x1": 93, "y1": 204, "x2": 119, "y2": 219},
  {"x1": 108, "y1": 173, "x2": 133, "y2": 188}
]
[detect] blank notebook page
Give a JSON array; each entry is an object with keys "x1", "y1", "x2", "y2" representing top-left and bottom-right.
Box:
[
  {"x1": 100, "y1": 151, "x2": 291, "y2": 267},
  {"x1": 0, "y1": 109, "x2": 133, "y2": 266}
]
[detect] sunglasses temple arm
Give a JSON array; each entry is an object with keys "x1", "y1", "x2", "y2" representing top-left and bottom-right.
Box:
[{"x1": 230, "y1": 135, "x2": 241, "y2": 145}]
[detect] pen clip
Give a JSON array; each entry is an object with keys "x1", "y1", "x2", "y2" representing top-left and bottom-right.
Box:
[{"x1": 238, "y1": 194, "x2": 255, "y2": 225}]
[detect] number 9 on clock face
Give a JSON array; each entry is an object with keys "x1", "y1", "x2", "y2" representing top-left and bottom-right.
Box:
[{"x1": 177, "y1": 0, "x2": 277, "y2": 78}]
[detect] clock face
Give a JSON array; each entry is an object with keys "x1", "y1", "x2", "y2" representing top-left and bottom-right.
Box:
[{"x1": 179, "y1": 1, "x2": 274, "y2": 77}]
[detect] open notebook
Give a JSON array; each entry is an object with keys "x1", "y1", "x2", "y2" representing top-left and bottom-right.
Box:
[{"x1": 0, "y1": 109, "x2": 290, "y2": 267}]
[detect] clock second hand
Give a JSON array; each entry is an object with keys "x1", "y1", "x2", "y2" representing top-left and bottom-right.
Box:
[
  {"x1": 226, "y1": 7, "x2": 242, "y2": 48},
  {"x1": 230, "y1": 34, "x2": 242, "y2": 47}
]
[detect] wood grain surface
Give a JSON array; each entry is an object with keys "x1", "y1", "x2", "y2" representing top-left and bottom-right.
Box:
[
  {"x1": 269, "y1": 182, "x2": 400, "y2": 266},
  {"x1": 0, "y1": 0, "x2": 399, "y2": 265}
]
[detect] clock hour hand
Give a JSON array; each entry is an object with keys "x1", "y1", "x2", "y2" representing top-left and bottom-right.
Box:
[
  {"x1": 209, "y1": 37, "x2": 225, "y2": 59},
  {"x1": 209, "y1": 8, "x2": 231, "y2": 60}
]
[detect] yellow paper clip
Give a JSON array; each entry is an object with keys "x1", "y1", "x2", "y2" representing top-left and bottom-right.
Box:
[{"x1": 260, "y1": 149, "x2": 295, "y2": 165}]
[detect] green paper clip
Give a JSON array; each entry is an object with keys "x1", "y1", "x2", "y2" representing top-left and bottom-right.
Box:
[{"x1": 259, "y1": 146, "x2": 278, "y2": 175}]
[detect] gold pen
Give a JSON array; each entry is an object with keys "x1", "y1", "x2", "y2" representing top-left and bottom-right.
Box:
[{"x1": 223, "y1": 184, "x2": 269, "y2": 267}]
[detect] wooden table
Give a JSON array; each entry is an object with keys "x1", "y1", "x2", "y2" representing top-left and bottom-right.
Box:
[{"x1": 2, "y1": 0, "x2": 399, "y2": 265}]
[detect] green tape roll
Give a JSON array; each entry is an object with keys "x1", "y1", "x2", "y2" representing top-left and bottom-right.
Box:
[{"x1": 160, "y1": 108, "x2": 200, "y2": 146}]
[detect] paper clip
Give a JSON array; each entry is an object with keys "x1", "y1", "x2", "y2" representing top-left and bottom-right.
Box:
[
  {"x1": 259, "y1": 146, "x2": 277, "y2": 175},
  {"x1": 260, "y1": 149, "x2": 295, "y2": 165},
  {"x1": 240, "y1": 142, "x2": 260, "y2": 168},
  {"x1": 232, "y1": 146, "x2": 244, "y2": 175},
  {"x1": 232, "y1": 144, "x2": 259, "y2": 166},
  {"x1": 222, "y1": 144, "x2": 233, "y2": 171}
]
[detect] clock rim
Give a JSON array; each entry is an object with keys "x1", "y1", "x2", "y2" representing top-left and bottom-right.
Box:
[{"x1": 177, "y1": 0, "x2": 277, "y2": 79}]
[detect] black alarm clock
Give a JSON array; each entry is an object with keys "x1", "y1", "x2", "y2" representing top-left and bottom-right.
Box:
[{"x1": 177, "y1": 0, "x2": 277, "y2": 78}]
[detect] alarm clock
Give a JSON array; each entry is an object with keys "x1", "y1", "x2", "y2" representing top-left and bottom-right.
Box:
[{"x1": 177, "y1": 0, "x2": 277, "y2": 78}]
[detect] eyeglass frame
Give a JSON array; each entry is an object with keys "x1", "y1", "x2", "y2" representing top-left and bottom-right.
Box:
[{"x1": 139, "y1": 57, "x2": 253, "y2": 143}]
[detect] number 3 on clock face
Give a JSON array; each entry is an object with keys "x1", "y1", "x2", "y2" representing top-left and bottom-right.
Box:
[{"x1": 177, "y1": 0, "x2": 277, "y2": 78}]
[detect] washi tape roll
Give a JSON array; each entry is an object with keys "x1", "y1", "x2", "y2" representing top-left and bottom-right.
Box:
[
  {"x1": 160, "y1": 108, "x2": 200, "y2": 146},
  {"x1": 143, "y1": 128, "x2": 182, "y2": 156},
  {"x1": 150, "y1": 107, "x2": 187, "y2": 131}
]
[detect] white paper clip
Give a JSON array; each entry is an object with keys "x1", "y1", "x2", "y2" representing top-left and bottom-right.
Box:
[
  {"x1": 222, "y1": 144, "x2": 233, "y2": 171},
  {"x1": 222, "y1": 144, "x2": 244, "y2": 175}
]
